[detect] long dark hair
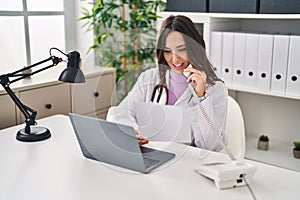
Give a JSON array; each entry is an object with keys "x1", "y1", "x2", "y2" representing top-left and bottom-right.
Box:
[{"x1": 156, "y1": 15, "x2": 222, "y2": 86}]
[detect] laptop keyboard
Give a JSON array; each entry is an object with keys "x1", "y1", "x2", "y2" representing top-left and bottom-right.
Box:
[
  {"x1": 140, "y1": 146, "x2": 156, "y2": 153},
  {"x1": 143, "y1": 156, "x2": 160, "y2": 169}
]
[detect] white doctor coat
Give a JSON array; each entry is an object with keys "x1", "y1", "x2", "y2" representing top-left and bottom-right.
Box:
[{"x1": 107, "y1": 68, "x2": 228, "y2": 151}]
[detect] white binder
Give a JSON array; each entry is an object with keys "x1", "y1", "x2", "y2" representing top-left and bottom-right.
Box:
[
  {"x1": 257, "y1": 34, "x2": 274, "y2": 92},
  {"x1": 232, "y1": 32, "x2": 246, "y2": 87},
  {"x1": 221, "y1": 32, "x2": 234, "y2": 87},
  {"x1": 210, "y1": 31, "x2": 223, "y2": 77},
  {"x1": 244, "y1": 33, "x2": 259, "y2": 90},
  {"x1": 286, "y1": 35, "x2": 300, "y2": 96},
  {"x1": 271, "y1": 35, "x2": 290, "y2": 94}
]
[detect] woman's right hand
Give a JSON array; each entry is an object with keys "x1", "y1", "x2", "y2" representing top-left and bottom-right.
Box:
[{"x1": 135, "y1": 131, "x2": 149, "y2": 145}]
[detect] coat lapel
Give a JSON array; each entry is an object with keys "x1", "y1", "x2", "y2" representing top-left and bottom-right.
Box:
[{"x1": 174, "y1": 87, "x2": 193, "y2": 105}]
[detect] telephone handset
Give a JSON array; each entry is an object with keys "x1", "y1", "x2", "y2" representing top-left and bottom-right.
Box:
[
  {"x1": 184, "y1": 64, "x2": 257, "y2": 191},
  {"x1": 183, "y1": 64, "x2": 193, "y2": 78}
]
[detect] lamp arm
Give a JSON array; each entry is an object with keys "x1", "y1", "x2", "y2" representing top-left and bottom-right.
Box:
[
  {"x1": 9, "y1": 56, "x2": 62, "y2": 84},
  {"x1": 0, "y1": 78, "x2": 36, "y2": 132}
]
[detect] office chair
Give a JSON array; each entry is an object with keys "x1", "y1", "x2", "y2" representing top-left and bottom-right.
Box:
[{"x1": 220, "y1": 95, "x2": 246, "y2": 159}]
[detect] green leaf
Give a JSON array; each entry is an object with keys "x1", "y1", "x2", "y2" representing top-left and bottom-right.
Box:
[{"x1": 93, "y1": 0, "x2": 101, "y2": 13}]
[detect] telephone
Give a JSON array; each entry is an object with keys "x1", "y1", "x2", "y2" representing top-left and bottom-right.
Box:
[{"x1": 195, "y1": 160, "x2": 257, "y2": 189}]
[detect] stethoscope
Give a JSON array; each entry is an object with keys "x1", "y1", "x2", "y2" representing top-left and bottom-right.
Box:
[{"x1": 150, "y1": 84, "x2": 169, "y2": 104}]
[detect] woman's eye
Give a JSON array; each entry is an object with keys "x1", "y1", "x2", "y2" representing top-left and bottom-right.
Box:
[
  {"x1": 164, "y1": 49, "x2": 171, "y2": 53},
  {"x1": 178, "y1": 48, "x2": 187, "y2": 52}
]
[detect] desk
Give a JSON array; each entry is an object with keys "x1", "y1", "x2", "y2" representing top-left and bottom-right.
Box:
[{"x1": 0, "y1": 115, "x2": 299, "y2": 200}]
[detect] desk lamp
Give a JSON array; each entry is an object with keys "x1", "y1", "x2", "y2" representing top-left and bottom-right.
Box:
[{"x1": 0, "y1": 47, "x2": 85, "y2": 142}]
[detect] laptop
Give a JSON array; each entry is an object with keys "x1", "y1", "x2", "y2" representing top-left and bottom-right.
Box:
[
  {"x1": 69, "y1": 113, "x2": 175, "y2": 174},
  {"x1": 134, "y1": 102, "x2": 192, "y2": 144}
]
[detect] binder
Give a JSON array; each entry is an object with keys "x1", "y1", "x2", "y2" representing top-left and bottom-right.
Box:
[
  {"x1": 210, "y1": 31, "x2": 223, "y2": 78},
  {"x1": 257, "y1": 34, "x2": 274, "y2": 92},
  {"x1": 221, "y1": 32, "x2": 234, "y2": 87},
  {"x1": 232, "y1": 32, "x2": 246, "y2": 87},
  {"x1": 286, "y1": 35, "x2": 300, "y2": 96},
  {"x1": 244, "y1": 33, "x2": 259, "y2": 89},
  {"x1": 270, "y1": 35, "x2": 290, "y2": 94}
]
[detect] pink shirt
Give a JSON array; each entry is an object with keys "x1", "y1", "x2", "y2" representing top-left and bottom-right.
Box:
[{"x1": 167, "y1": 69, "x2": 188, "y2": 105}]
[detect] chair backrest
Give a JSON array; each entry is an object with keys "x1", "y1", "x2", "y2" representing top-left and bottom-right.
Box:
[{"x1": 220, "y1": 96, "x2": 246, "y2": 159}]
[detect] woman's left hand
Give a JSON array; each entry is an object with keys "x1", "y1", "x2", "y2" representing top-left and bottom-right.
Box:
[
  {"x1": 135, "y1": 130, "x2": 149, "y2": 145},
  {"x1": 184, "y1": 67, "x2": 206, "y2": 97}
]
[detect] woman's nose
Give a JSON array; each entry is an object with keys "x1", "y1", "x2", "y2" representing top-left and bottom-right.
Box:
[{"x1": 172, "y1": 51, "x2": 181, "y2": 61}]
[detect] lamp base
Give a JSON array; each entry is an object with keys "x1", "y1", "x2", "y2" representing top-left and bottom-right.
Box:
[{"x1": 16, "y1": 126, "x2": 51, "y2": 142}]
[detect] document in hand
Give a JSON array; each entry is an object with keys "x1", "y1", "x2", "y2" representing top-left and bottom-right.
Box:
[{"x1": 134, "y1": 102, "x2": 192, "y2": 144}]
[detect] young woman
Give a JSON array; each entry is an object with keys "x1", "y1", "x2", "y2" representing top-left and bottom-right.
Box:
[{"x1": 107, "y1": 15, "x2": 228, "y2": 151}]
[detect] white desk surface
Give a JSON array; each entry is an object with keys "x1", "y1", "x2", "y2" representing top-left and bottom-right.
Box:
[{"x1": 0, "y1": 115, "x2": 299, "y2": 200}]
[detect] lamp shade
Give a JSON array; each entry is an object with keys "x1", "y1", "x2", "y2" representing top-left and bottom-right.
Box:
[{"x1": 58, "y1": 51, "x2": 85, "y2": 83}]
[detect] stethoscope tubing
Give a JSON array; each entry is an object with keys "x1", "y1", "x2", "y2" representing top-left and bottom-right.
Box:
[{"x1": 151, "y1": 84, "x2": 168, "y2": 104}]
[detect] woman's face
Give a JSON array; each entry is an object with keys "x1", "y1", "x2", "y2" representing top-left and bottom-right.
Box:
[{"x1": 163, "y1": 31, "x2": 189, "y2": 75}]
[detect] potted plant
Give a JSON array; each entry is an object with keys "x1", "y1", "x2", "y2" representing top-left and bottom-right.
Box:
[
  {"x1": 293, "y1": 141, "x2": 300, "y2": 159},
  {"x1": 258, "y1": 135, "x2": 269, "y2": 151}
]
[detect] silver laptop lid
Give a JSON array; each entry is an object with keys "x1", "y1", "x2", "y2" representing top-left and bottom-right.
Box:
[{"x1": 69, "y1": 113, "x2": 175, "y2": 174}]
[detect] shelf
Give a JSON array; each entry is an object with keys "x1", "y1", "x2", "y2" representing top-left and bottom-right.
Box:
[
  {"x1": 245, "y1": 135, "x2": 300, "y2": 172},
  {"x1": 159, "y1": 11, "x2": 300, "y2": 20},
  {"x1": 207, "y1": 13, "x2": 300, "y2": 19},
  {"x1": 227, "y1": 86, "x2": 300, "y2": 101}
]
